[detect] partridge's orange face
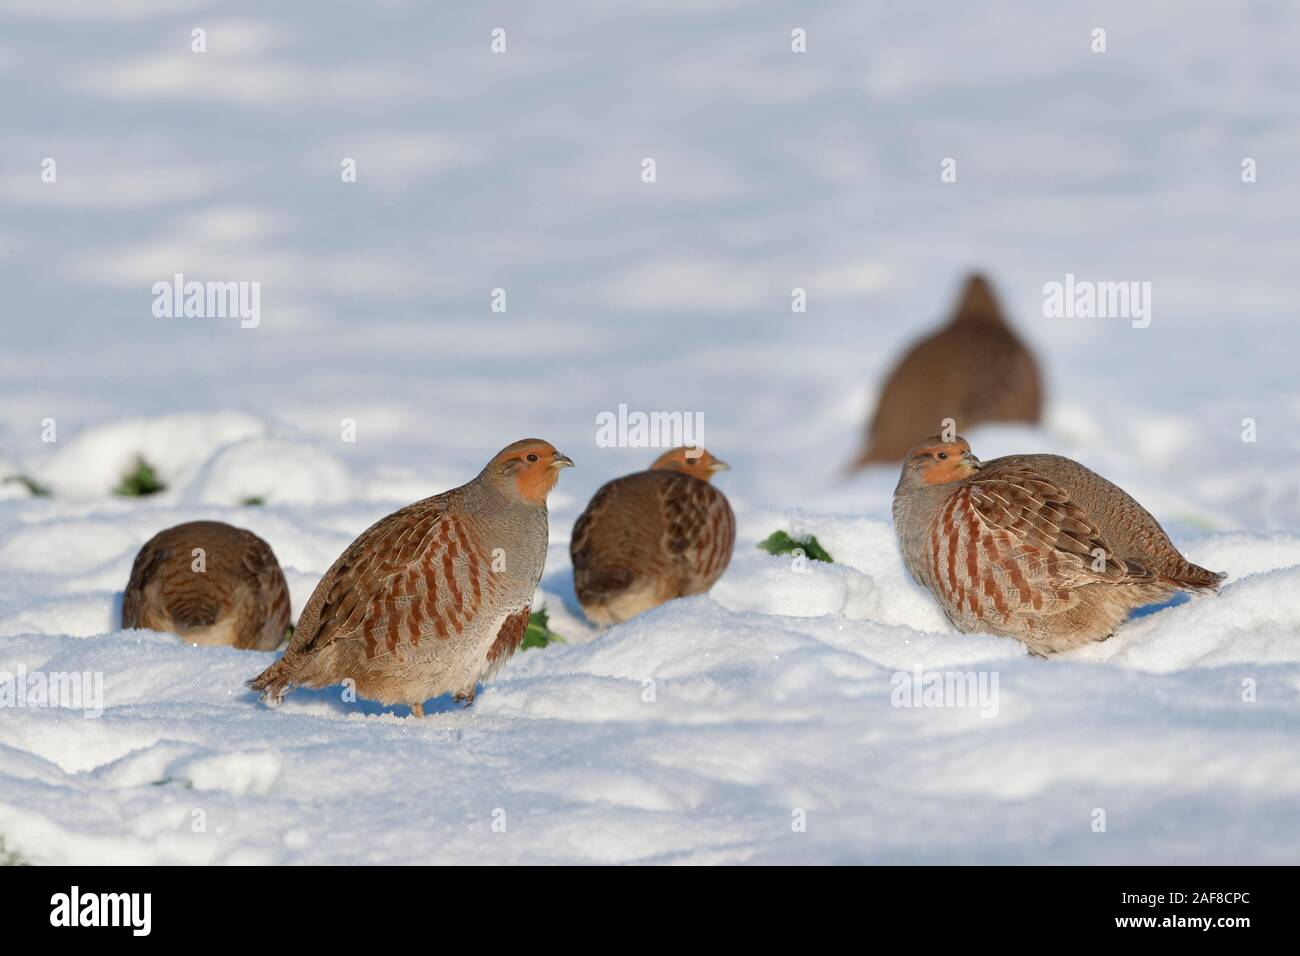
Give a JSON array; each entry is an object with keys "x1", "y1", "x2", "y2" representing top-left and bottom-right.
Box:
[
  {"x1": 650, "y1": 447, "x2": 729, "y2": 482},
  {"x1": 489, "y1": 439, "x2": 574, "y2": 503},
  {"x1": 905, "y1": 436, "x2": 980, "y2": 485}
]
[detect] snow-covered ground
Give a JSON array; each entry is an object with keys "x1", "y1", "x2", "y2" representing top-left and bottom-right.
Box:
[{"x1": 2, "y1": 1, "x2": 1299, "y2": 864}]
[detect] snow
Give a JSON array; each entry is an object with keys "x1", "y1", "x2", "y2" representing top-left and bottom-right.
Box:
[{"x1": 2, "y1": 1, "x2": 1299, "y2": 864}]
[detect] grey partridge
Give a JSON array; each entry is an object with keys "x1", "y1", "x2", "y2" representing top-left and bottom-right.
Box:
[
  {"x1": 892, "y1": 436, "x2": 1224, "y2": 655},
  {"x1": 248, "y1": 439, "x2": 573, "y2": 716},
  {"x1": 851, "y1": 274, "x2": 1043, "y2": 467},
  {"x1": 571, "y1": 447, "x2": 734, "y2": 626},
  {"x1": 122, "y1": 520, "x2": 291, "y2": 651}
]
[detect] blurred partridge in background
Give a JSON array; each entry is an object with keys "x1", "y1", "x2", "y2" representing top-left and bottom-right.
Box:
[
  {"x1": 122, "y1": 520, "x2": 290, "y2": 651},
  {"x1": 571, "y1": 447, "x2": 735, "y2": 626},
  {"x1": 892, "y1": 436, "x2": 1224, "y2": 655},
  {"x1": 249, "y1": 439, "x2": 573, "y2": 716},
  {"x1": 851, "y1": 273, "x2": 1043, "y2": 468}
]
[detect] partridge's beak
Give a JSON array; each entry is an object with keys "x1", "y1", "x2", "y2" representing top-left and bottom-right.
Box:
[
  {"x1": 962, "y1": 451, "x2": 981, "y2": 469},
  {"x1": 709, "y1": 458, "x2": 730, "y2": 472},
  {"x1": 551, "y1": 452, "x2": 575, "y2": 470}
]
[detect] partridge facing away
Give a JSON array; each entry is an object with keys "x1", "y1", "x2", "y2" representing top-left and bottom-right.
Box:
[
  {"x1": 851, "y1": 274, "x2": 1043, "y2": 468},
  {"x1": 248, "y1": 440, "x2": 573, "y2": 716},
  {"x1": 892, "y1": 436, "x2": 1224, "y2": 656},
  {"x1": 570, "y1": 447, "x2": 735, "y2": 626},
  {"x1": 122, "y1": 520, "x2": 291, "y2": 651}
]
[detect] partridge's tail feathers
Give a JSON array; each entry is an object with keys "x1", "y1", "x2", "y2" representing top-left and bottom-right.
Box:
[
  {"x1": 844, "y1": 445, "x2": 885, "y2": 475},
  {"x1": 1162, "y1": 563, "x2": 1227, "y2": 593},
  {"x1": 246, "y1": 656, "x2": 293, "y2": 705}
]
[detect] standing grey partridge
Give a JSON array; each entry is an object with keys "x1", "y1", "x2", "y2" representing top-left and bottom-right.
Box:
[
  {"x1": 570, "y1": 447, "x2": 734, "y2": 626},
  {"x1": 892, "y1": 436, "x2": 1224, "y2": 655},
  {"x1": 248, "y1": 439, "x2": 573, "y2": 716},
  {"x1": 851, "y1": 274, "x2": 1043, "y2": 467},
  {"x1": 122, "y1": 520, "x2": 291, "y2": 651}
]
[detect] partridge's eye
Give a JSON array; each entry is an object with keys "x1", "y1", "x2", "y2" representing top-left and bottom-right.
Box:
[
  {"x1": 937, "y1": 452, "x2": 949, "y2": 460},
  {"x1": 526, "y1": 453, "x2": 539, "y2": 462}
]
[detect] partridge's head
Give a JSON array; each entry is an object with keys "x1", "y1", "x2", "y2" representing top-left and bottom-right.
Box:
[
  {"x1": 650, "y1": 447, "x2": 729, "y2": 482},
  {"x1": 898, "y1": 436, "x2": 980, "y2": 491},
  {"x1": 951, "y1": 273, "x2": 1005, "y2": 326},
  {"x1": 485, "y1": 439, "x2": 574, "y2": 504}
]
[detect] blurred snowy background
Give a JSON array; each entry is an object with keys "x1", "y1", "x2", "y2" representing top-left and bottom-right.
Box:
[{"x1": 1, "y1": 0, "x2": 1299, "y2": 864}]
